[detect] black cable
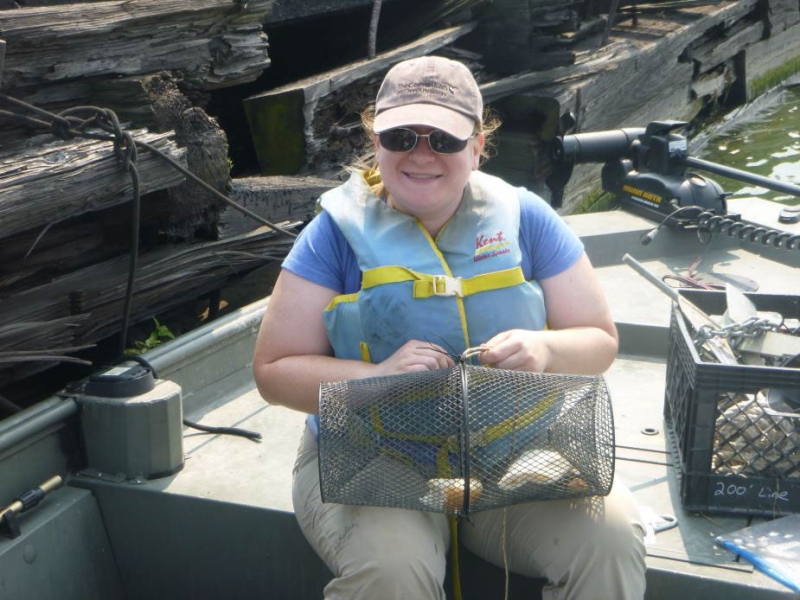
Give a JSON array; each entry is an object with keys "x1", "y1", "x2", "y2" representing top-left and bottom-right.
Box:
[
  {"x1": 639, "y1": 204, "x2": 704, "y2": 245},
  {"x1": 639, "y1": 201, "x2": 800, "y2": 252},
  {"x1": 180, "y1": 419, "x2": 263, "y2": 442}
]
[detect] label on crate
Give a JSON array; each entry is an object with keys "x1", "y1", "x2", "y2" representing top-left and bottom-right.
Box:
[{"x1": 707, "y1": 476, "x2": 800, "y2": 514}]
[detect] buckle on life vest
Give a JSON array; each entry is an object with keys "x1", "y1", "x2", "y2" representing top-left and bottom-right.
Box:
[{"x1": 432, "y1": 275, "x2": 463, "y2": 297}]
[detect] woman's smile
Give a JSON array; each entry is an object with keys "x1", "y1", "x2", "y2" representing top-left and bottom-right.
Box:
[{"x1": 403, "y1": 171, "x2": 441, "y2": 181}]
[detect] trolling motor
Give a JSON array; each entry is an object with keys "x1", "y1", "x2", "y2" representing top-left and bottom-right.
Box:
[{"x1": 547, "y1": 116, "x2": 800, "y2": 231}]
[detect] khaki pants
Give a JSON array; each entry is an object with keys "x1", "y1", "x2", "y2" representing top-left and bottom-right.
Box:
[{"x1": 293, "y1": 427, "x2": 646, "y2": 600}]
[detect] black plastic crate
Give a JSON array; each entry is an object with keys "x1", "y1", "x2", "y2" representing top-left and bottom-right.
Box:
[{"x1": 664, "y1": 290, "x2": 800, "y2": 517}]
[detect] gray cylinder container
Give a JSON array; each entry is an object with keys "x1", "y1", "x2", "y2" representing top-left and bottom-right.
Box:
[{"x1": 78, "y1": 379, "x2": 184, "y2": 480}]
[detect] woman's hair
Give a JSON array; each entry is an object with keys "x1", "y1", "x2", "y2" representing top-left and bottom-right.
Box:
[{"x1": 357, "y1": 105, "x2": 502, "y2": 196}]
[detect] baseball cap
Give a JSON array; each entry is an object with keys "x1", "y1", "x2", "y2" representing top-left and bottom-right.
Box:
[{"x1": 373, "y1": 56, "x2": 483, "y2": 141}]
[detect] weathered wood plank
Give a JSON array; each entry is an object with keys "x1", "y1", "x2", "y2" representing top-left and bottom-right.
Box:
[
  {"x1": 689, "y1": 20, "x2": 763, "y2": 75},
  {"x1": 480, "y1": 0, "x2": 582, "y2": 74},
  {"x1": 764, "y1": 0, "x2": 800, "y2": 35},
  {"x1": 219, "y1": 175, "x2": 338, "y2": 239},
  {"x1": 0, "y1": 218, "x2": 132, "y2": 294},
  {"x1": 480, "y1": 49, "x2": 622, "y2": 103},
  {"x1": 0, "y1": 224, "x2": 295, "y2": 386},
  {"x1": 0, "y1": 0, "x2": 273, "y2": 92},
  {"x1": 484, "y1": 128, "x2": 550, "y2": 195},
  {"x1": 263, "y1": 0, "x2": 402, "y2": 26},
  {"x1": 0, "y1": 314, "x2": 91, "y2": 389},
  {"x1": 0, "y1": 226, "x2": 298, "y2": 349},
  {"x1": 163, "y1": 107, "x2": 231, "y2": 240},
  {"x1": 691, "y1": 66, "x2": 730, "y2": 100},
  {"x1": 244, "y1": 22, "x2": 476, "y2": 176},
  {"x1": 481, "y1": 1, "x2": 760, "y2": 119},
  {"x1": 0, "y1": 130, "x2": 186, "y2": 240}
]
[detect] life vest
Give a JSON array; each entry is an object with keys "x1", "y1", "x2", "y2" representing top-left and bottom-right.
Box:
[{"x1": 320, "y1": 169, "x2": 547, "y2": 364}]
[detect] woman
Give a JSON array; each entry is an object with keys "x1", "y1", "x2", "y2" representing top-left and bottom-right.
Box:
[{"x1": 253, "y1": 55, "x2": 646, "y2": 600}]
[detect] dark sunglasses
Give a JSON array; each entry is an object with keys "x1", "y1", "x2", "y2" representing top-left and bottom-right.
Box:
[{"x1": 378, "y1": 128, "x2": 473, "y2": 154}]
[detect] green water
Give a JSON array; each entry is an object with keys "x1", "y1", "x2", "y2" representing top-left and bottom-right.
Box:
[{"x1": 698, "y1": 87, "x2": 800, "y2": 205}]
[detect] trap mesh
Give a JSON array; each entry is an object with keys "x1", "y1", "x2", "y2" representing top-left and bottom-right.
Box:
[{"x1": 318, "y1": 364, "x2": 614, "y2": 515}]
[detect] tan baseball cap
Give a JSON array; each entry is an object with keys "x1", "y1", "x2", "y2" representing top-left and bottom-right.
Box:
[{"x1": 373, "y1": 56, "x2": 483, "y2": 141}]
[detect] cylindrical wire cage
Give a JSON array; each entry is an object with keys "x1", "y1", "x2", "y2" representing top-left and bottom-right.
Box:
[{"x1": 319, "y1": 364, "x2": 614, "y2": 515}]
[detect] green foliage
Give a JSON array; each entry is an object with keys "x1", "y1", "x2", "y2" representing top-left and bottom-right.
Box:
[
  {"x1": 125, "y1": 318, "x2": 176, "y2": 355},
  {"x1": 751, "y1": 57, "x2": 800, "y2": 100}
]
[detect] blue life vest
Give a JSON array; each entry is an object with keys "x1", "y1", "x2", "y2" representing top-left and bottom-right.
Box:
[{"x1": 320, "y1": 169, "x2": 547, "y2": 363}]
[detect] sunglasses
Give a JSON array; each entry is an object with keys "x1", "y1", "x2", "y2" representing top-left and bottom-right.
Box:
[{"x1": 378, "y1": 128, "x2": 473, "y2": 154}]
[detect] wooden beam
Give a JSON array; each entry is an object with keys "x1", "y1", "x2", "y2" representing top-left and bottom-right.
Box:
[
  {"x1": 0, "y1": 0, "x2": 273, "y2": 92},
  {"x1": 0, "y1": 225, "x2": 297, "y2": 385},
  {"x1": 219, "y1": 175, "x2": 338, "y2": 239},
  {"x1": 689, "y1": 21, "x2": 763, "y2": 75},
  {"x1": 243, "y1": 22, "x2": 476, "y2": 176},
  {"x1": 764, "y1": 0, "x2": 800, "y2": 35},
  {"x1": 0, "y1": 226, "x2": 297, "y2": 346},
  {"x1": 480, "y1": 51, "x2": 622, "y2": 103},
  {"x1": 691, "y1": 66, "x2": 730, "y2": 100},
  {"x1": 0, "y1": 130, "x2": 186, "y2": 240},
  {"x1": 264, "y1": 0, "x2": 401, "y2": 26},
  {"x1": 480, "y1": 0, "x2": 760, "y2": 104},
  {"x1": 163, "y1": 107, "x2": 232, "y2": 240}
]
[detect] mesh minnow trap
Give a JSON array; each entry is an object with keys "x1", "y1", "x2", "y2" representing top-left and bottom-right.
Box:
[{"x1": 318, "y1": 357, "x2": 614, "y2": 516}]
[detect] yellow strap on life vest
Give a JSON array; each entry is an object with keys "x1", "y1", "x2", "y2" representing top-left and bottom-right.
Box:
[
  {"x1": 323, "y1": 292, "x2": 359, "y2": 312},
  {"x1": 361, "y1": 266, "x2": 526, "y2": 298}
]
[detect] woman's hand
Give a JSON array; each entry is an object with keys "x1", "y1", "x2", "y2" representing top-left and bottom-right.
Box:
[
  {"x1": 478, "y1": 254, "x2": 619, "y2": 376},
  {"x1": 479, "y1": 330, "x2": 549, "y2": 373},
  {"x1": 374, "y1": 340, "x2": 455, "y2": 376}
]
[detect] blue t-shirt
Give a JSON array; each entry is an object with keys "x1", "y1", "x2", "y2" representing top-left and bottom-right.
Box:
[{"x1": 283, "y1": 187, "x2": 584, "y2": 293}]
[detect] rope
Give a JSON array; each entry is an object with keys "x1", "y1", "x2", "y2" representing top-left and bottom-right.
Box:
[
  {"x1": 449, "y1": 515, "x2": 462, "y2": 600},
  {"x1": 502, "y1": 507, "x2": 510, "y2": 600}
]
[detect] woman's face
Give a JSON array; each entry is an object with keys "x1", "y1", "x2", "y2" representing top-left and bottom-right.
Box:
[{"x1": 375, "y1": 125, "x2": 484, "y2": 233}]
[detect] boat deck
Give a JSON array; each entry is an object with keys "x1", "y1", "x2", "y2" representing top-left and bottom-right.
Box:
[
  {"x1": 2, "y1": 198, "x2": 799, "y2": 599},
  {"x1": 137, "y1": 198, "x2": 799, "y2": 599}
]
